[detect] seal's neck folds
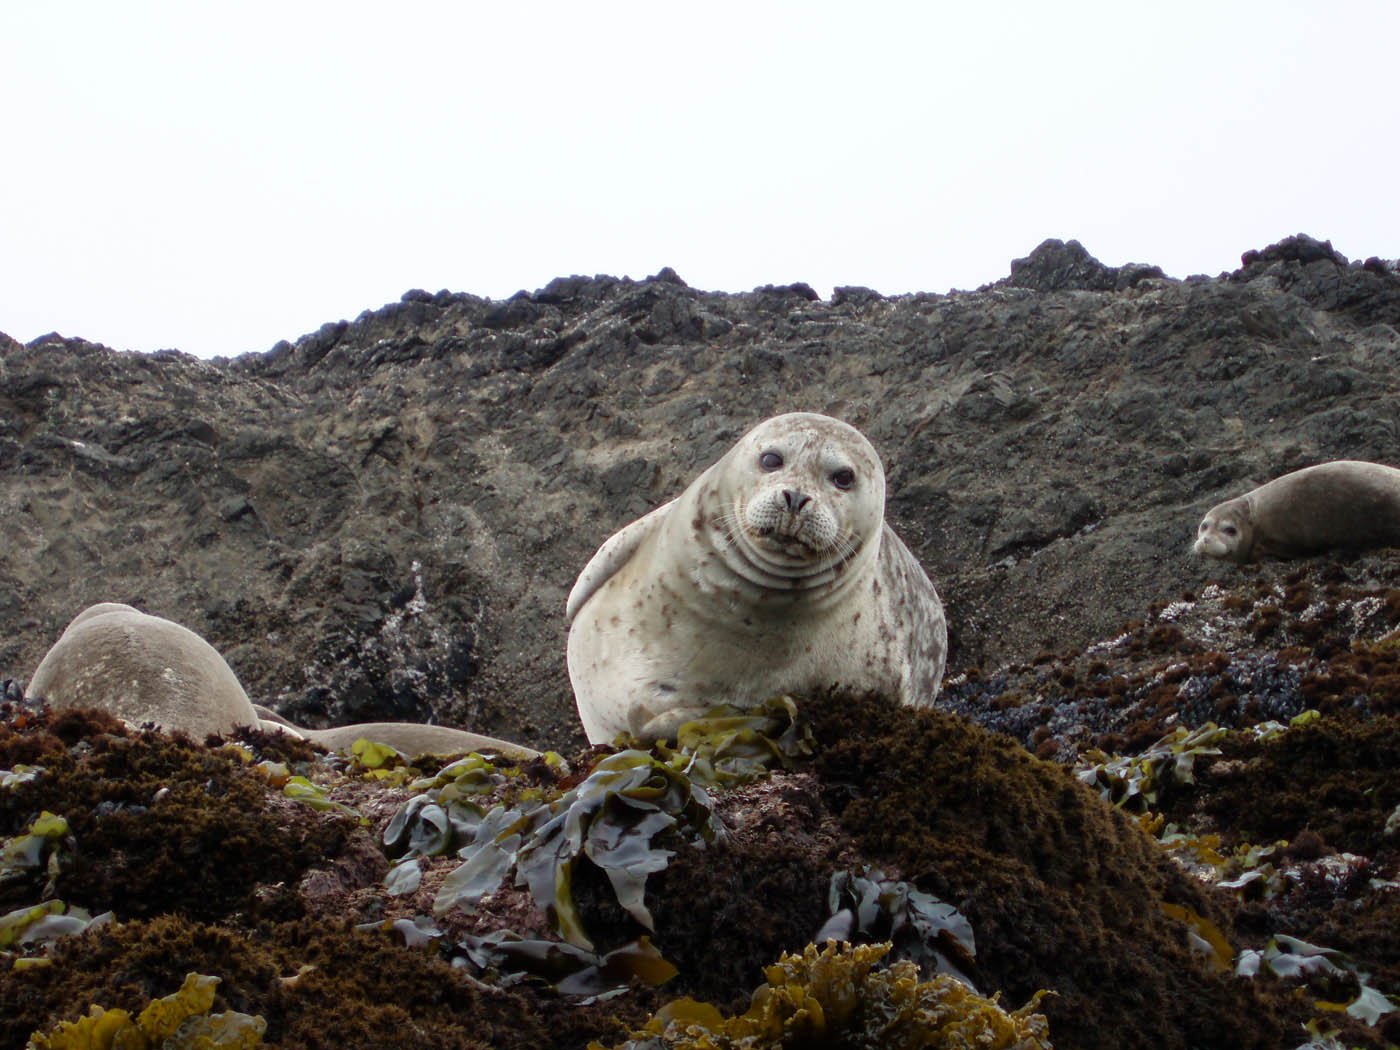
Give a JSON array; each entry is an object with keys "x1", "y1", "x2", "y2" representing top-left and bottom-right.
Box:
[{"x1": 698, "y1": 509, "x2": 880, "y2": 614}]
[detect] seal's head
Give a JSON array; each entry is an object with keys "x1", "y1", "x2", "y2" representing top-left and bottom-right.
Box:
[
  {"x1": 1193, "y1": 497, "x2": 1252, "y2": 562},
  {"x1": 715, "y1": 412, "x2": 885, "y2": 579}
]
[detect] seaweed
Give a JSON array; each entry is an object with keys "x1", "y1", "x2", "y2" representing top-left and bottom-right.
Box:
[
  {"x1": 424, "y1": 750, "x2": 721, "y2": 950},
  {"x1": 282, "y1": 775, "x2": 366, "y2": 820},
  {"x1": 1, "y1": 901, "x2": 111, "y2": 970},
  {"x1": 450, "y1": 930, "x2": 677, "y2": 997},
  {"x1": 594, "y1": 941, "x2": 1051, "y2": 1050},
  {"x1": 356, "y1": 916, "x2": 677, "y2": 998},
  {"x1": 26, "y1": 972, "x2": 266, "y2": 1049},
  {"x1": 637, "y1": 773, "x2": 849, "y2": 1010},
  {"x1": 802, "y1": 690, "x2": 1290, "y2": 1050},
  {"x1": 816, "y1": 869, "x2": 977, "y2": 984},
  {"x1": 1, "y1": 812, "x2": 73, "y2": 900},
  {"x1": 1237, "y1": 934, "x2": 1398, "y2": 1028},
  {"x1": 14, "y1": 658, "x2": 1398, "y2": 1050},
  {"x1": 0, "y1": 718, "x2": 358, "y2": 922},
  {"x1": 1076, "y1": 723, "x2": 1227, "y2": 812},
  {"x1": 646, "y1": 697, "x2": 815, "y2": 788},
  {"x1": 1190, "y1": 712, "x2": 1400, "y2": 855},
  {"x1": 1, "y1": 912, "x2": 621, "y2": 1050},
  {"x1": 380, "y1": 752, "x2": 524, "y2": 864}
]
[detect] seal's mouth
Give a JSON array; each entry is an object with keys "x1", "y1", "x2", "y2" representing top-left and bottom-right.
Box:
[
  {"x1": 1192, "y1": 536, "x2": 1227, "y2": 558},
  {"x1": 728, "y1": 495, "x2": 849, "y2": 567},
  {"x1": 750, "y1": 523, "x2": 845, "y2": 568},
  {"x1": 750, "y1": 525, "x2": 828, "y2": 557}
]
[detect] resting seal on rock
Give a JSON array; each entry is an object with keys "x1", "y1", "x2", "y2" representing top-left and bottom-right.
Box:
[
  {"x1": 253, "y1": 703, "x2": 527, "y2": 759},
  {"x1": 1193, "y1": 460, "x2": 1400, "y2": 564},
  {"x1": 565, "y1": 412, "x2": 947, "y2": 744},
  {"x1": 28, "y1": 603, "x2": 537, "y2": 759},
  {"x1": 30, "y1": 603, "x2": 257, "y2": 737}
]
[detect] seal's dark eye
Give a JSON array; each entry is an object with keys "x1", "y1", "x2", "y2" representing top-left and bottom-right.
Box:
[
  {"x1": 1223, "y1": 525, "x2": 1237, "y2": 537},
  {"x1": 759, "y1": 451, "x2": 783, "y2": 471},
  {"x1": 831, "y1": 468, "x2": 855, "y2": 490}
]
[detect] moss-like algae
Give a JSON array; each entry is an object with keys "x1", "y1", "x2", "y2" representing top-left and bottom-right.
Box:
[
  {"x1": 0, "y1": 707, "x2": 655, "y2": 1050},
  {"x1": 595, "y1": 941, "x2": 1051, "y2": 1050},
  {"x1": 801, "y1": 690, "x2": 1289, "y2": 1050},
  {"x1": 1161, "y1": 712, "x2": 1400, "y2": 854},
  {"x1": 635, "y1": 775, "x2": 844, "y2": 1010},
  {"x1": 0, "y1": 717, "x2": 355, "y2": 922},
  {"x1": 7, "y1": 687, "x2": 1385, "y2": 1049},
  {"x1": 2, "y1": 912, "x2": 645, "y2": 1050}
]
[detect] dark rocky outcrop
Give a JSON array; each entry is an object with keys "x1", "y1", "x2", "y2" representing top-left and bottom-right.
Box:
[
  {"x1": 2, "y1": 236, "x2": 1399, "y2": 755},
  {"x1": 1003, "y1": 237, "x2": 1167, "y2": 292}
]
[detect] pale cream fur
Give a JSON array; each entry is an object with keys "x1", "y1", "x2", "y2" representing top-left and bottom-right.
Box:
[{"x1": 566, "y1": 412, "x2": 946, "y2": 744}]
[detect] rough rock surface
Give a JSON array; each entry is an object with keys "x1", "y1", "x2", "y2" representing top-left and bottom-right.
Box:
[
  {"x1": 3, "y1": 234, "x2": 1399, "y2": 753},
  {"x1": 5, "y1": 236, "x2": 1400, "y2": 1049}
]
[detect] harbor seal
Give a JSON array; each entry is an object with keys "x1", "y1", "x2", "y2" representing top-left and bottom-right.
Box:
[
  {"x1": 1193, "y1": 460, "x2": 1400, "y2": 564},
  {"x1": 28, "y1": 603, "x2": 262, "y2": 737},
  {"x1": 565, "y1": 412, "x2": 947, "y2": 744},
  {"x1": 252, "y1": 703, "x2": 535, "y2": 760},
  {"x1": 28, "y1": 603, "x2": 537, "y2": 759}
]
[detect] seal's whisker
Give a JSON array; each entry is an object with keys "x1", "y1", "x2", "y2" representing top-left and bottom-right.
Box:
[
  {"x1": 718, "y1": 500, "x2": 745, "y2": 547},
  {"x1": 832, "y1": 532, "x2": 862, "y2": 565}
]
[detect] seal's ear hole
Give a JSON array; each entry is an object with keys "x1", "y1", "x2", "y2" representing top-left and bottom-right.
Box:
[
  {"x1": 831, "y1": 468, "x2": 856, "y2": 491},
  {"x1": 759, "y1": 451, "x2": 784, "y2": 472}
]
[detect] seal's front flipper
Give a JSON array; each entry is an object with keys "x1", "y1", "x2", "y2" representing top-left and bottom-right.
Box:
[{"x1": 566, "y1": 498, "x2": 677, "y2": 622}]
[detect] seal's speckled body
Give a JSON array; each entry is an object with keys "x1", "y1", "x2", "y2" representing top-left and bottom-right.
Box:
[{"x1": 566, "y1": 412, "x2": 946, "y2": 744}]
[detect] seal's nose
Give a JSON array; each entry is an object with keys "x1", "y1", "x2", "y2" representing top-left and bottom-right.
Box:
[{"x1": 783, "y1": 489, "x2": 811, "y2": 513}]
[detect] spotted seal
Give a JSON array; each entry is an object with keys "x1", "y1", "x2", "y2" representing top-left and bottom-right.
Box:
[
  {"x1": 565, "y1": 412, "x2": 947, "y2": 744},
  {"x1": 1193, "y1": 460, "x2": 1400, "y2": 563}
]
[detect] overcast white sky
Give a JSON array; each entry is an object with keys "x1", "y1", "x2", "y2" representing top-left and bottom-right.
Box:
[{"x1": 3, "y1": 2, "x2": 1397, "y2": 359}]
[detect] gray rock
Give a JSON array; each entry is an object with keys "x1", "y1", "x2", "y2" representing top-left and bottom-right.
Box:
[
  {"x1": 1003, "y1": 238, "x2": 1166, "y2": 292},
  {"x1": 2, "y1": 234, "x2": 1398, "y2": 753}
]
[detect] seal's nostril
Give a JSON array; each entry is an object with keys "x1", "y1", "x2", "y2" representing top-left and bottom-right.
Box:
[{"x1": 783, "y1": 489, "x2": 811, "y2": 513}]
